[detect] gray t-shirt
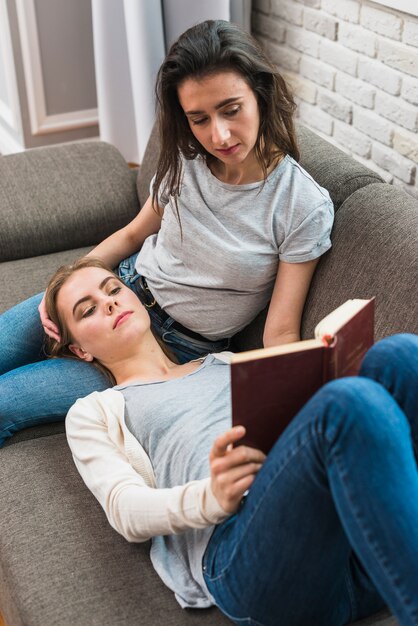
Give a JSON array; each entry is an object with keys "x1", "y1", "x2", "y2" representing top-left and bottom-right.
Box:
[
  {"x1": 118, "y1": 354, "x2": 231, "y2": 608},
  {"x1": 135, "y1": 154, "x2": 334, "y2": 340}
]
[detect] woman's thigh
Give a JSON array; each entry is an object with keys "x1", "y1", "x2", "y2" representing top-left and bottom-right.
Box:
[
  {"x1": 0, "y1": 292, "x2": 45, "y2": 374},
  {"x1": 360, "y1": 333, "x2": 418, "y2": 442},
  {"x1": 0, "y1": 357, "x2": 109, "y2": 447}
]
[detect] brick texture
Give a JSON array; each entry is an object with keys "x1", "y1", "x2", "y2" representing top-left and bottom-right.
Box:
[{"x1": 251, "y1": 0, "x2": 418, "y2": 196}]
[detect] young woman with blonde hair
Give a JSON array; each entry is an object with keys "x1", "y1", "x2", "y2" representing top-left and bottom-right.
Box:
[{"x1": 44, "y1": 256, "x2": 418, "y2": 626}]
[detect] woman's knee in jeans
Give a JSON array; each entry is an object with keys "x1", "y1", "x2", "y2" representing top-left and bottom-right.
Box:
[
  {"x1": 317, "y1": 377, "x2": 408, "y2": 448},
  {"x1": 360, "y1": 333, "x2": 418, "y2": 381}
]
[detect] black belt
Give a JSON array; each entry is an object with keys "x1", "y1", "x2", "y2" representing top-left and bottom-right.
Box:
[{"x1": 139, "y1": 276, "x2": 210, "y2": 343}]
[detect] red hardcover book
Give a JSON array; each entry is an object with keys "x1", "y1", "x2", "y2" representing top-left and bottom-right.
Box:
[{"x1": 231, "y1": 298, "x2": 375, "y2": 454}]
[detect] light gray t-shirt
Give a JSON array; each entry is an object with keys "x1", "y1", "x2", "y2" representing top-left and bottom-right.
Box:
[
  {"x1": 135, "y1": 154, "x2": 334, "y2": 340},
  {"x1": 117, "y1": 354, "x2": 231, "y2": 608}
]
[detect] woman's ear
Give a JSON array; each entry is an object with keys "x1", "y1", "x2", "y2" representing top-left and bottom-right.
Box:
[{"x1": 69, "y1": 344, "x2": 94, "y2": 362}]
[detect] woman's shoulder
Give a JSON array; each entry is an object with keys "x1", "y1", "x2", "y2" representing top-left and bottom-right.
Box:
[
  {"x1": 278, "y1": 155, "x2": 332, "y2": 205},
  {"x1": 66, "y1": 387, "x2": 124, "y2": 421}
]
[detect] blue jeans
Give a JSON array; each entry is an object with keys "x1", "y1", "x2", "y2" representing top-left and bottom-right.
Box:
[
  {"x1": 203, "y1": 334, "x2": 418, "y2": 626},
  {"x1": 0, "y1": 255, "x2": 228, "y2": 447}
]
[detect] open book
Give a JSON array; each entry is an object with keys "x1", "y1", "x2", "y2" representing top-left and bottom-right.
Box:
[{"x1": 231, "y1": 298, "x2": 375, "y2": 454}]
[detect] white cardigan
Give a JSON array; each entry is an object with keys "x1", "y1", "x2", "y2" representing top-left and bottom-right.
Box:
[{"x1": 66, "y1": 388, "x2": 230, "y2": 543}]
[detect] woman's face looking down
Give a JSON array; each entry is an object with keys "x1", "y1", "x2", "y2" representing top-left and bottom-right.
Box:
[{"x1": 178, "y1": 70, "x2": 261, "y2": 174}]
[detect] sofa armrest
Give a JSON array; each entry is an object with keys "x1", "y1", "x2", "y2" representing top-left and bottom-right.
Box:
[
  {"x1": 302, "y1": 183, "x2": 418, "y2": 340},
  {"x1": 296, "y1": 124, "x2": 383, "y2": 210},
  {"x1": 0, "y1": 141, "x2": 140, "y2": 263}
]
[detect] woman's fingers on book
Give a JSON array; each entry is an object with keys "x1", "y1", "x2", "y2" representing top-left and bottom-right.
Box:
[
  {"x1": 209, "y1": 426, "x2": 247, "y2": 459},
  {"x1": 210, "y1": 428, "x2": 266, "y2": 467},
  {"x1": 210, "y1": 462, "x2": 263, "y2": 514},
  {"x1": 210, "y1": 433, "x2": 266, "y2": 512}
]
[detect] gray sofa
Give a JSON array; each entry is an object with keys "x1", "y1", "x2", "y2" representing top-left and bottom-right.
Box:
[{"x1": 1, "y1": 124, "x2": 417, "y2": 626}]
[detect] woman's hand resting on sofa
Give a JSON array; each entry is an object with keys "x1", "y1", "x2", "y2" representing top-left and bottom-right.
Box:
[
  {"x1": 38, "y1": 293, "x2": 61, "y2": 342},
  {"x1": 210, "y1": 426, "x2": 266, "y2": 514}
]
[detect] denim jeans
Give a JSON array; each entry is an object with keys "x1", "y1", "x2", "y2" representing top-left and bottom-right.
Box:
[
  {"x1": 0, "y1": 292, "x2": 111, "y2": 446},
  {"x1": 0, "y1": 254, "x2": 228, "y2": 446},
  {"x1": 203, "y1": 334, "x2": 418, "y2": 626}
]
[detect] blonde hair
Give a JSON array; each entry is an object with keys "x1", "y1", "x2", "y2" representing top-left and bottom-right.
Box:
[{"x1": 44, "y1": 257, "x2": 176, "y2": 385}]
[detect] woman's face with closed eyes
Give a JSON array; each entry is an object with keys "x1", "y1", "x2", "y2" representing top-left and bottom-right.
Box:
[{"x1": 56, "y1": 266, "x2": 150, "y2": 364}]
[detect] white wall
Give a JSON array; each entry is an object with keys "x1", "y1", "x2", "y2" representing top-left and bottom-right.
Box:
[
  {"x1": 0, "y1": 0, "x2": 98, "y2": 153},
  {"x1": 252, "y1": 0, "x2": 418, "y2": 198}
]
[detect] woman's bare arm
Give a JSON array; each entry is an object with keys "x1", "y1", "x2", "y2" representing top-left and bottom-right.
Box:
[{"x1": 263, "y1": 259, "x2": 319, "y2": 347}]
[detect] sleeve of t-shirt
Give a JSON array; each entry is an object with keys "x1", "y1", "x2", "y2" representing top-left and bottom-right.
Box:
[{"x1": 278, "y1": 199, "x2": 334, "y2": 263}]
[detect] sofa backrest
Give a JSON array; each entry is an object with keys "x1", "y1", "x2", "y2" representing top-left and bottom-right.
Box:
[
  {"x1": 296, "y1": 125, "x2": 383, "y2": 210},
  {"x1": 303, "y1": 183, "x2": 418, "y2": 340},
  {"x1": 136, "y1": 124, "x2": 160, "y2": 207},
  {"x1": 0, "y1": 142, "x2": 139, "y2": 263}
]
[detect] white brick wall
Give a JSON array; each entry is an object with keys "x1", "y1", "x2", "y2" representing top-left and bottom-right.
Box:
[{"x1": 252, "y1": 0, "x2": 418, "y2": 197}]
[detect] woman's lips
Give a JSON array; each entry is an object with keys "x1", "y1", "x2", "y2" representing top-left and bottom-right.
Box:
[
  {"x1": 113, "y1": 311, "x2": 133, "y2": 329},
  {"x1": 216, "y1": 144, "x2": 240, "y2": 156}
]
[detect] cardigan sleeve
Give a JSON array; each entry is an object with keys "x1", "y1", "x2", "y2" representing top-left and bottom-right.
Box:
[{"x1": 65, "y1": 391, "x2": 229, "y2": 543}]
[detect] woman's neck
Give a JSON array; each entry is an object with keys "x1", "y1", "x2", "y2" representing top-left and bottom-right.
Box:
[
  {"x1": 115, "y1": 357, "x2": 203, "y2": 386},
  {"x1": 208, "y1": 151, "x2": 282, "y2": 185},
  {"x1": 103, "y1": 336, "x2": 203, "y2": 386}
]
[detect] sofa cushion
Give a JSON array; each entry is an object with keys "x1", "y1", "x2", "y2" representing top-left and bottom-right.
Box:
[
  {"x1": 296, "y1": 125, "x2": 383, "y2": 210},
  {"x1": 2, "y1": 421, "x2": 65, "y2": 447},
  {"x1": 0, "y1": 434, "x2": 230, "y2": 626},
  {"x1": 0, "y1": 142, "x2": 140, "y2": 263}
]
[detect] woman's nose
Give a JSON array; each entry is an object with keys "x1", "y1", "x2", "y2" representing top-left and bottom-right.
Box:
[
  {"x1": 211, "y1": 119, "x2": 230, "y2": 145},
  {"x1": 105, "y1": 295, "x2": 117, "y2": 313}
]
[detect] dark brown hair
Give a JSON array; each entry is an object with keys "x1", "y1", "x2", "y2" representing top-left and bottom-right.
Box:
[
  {"x1": 153, "y1": 19, "x2": 299, "y2": 212},
  {"x1": 44, "y1": 257, "x2": 176, "y2": 385}
]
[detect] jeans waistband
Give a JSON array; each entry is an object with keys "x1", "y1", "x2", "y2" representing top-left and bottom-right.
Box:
[{"x1": 138, "y1": 276, "x2": 212, "y2": 344}]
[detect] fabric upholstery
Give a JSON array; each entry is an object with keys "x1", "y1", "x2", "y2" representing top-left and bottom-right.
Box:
[
  {"x1": 0, "y1": 142, "x2": 139, "y2": 263},
  {"x1": 3, "y1": 422, "x2": 65, "y2": 447},
  {"x1": 301, "y1": 183, "x2": 418, "y2": 341},
  {"x1": 296, "y1": 124, "x2": 383, "y2": 210},
  {"x1": 0, "y1": 246, "x2": 91, "y2": 313},
  {"x1": 0, "y1": 435, "x2": 230, "y2": 626},
  {"x1": 137, "y1": 124, "x2": 160, "y2": 207}
]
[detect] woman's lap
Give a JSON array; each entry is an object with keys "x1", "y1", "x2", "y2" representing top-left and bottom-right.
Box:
[
  {"x1": 0, "y1": 292, "x2": 45, "y2": 374},
  {"x1": 0, "y1": 291, "x2": 110, "y2": 445},
  {"x1": 0, "y1": 261, "x2": 227, "y2": 445},
  {"x1": 0, "y1": 357, "x2": 109, "y2": 446}
]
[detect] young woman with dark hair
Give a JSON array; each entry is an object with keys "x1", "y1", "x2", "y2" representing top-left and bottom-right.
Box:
[{"x1": 0, "y1": 20, "x2": 333, "y2": 445}]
